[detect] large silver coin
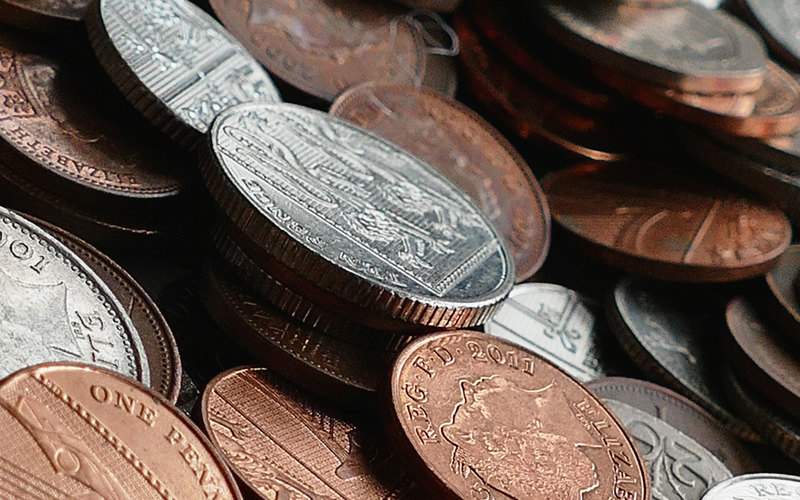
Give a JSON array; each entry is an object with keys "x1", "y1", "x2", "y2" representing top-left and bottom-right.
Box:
[
  {"x1": 702, "y1": 474, "x2": 800, "y2": 499},
  {"x1": 483, "y1": 283, "x2": 609, "y2": 382},
  {"x1": 86, "y1": 0, "x2": 280, "y2": 149},
  {"x1": 741, "y1": 0, "x2": 800, "y2": 69},
  {"x1": 603, "y1": 400, "x2": 732, "y2": 499},
  {"x1": 202, "y1": 103, "x2": 514, "y2": 330},
  {"x1": 0, "y1": 207, "x2": 149, "y2": 383}
]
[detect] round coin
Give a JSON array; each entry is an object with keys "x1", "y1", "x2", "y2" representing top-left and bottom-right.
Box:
[
  {"x1": 703, "y1": 474, "x2": 800, "y2": 499},
  {"x1": 740, "y1": 0, "x2": 800, "y2": 70},
  {"x1": 330, "y1": 82, "x2": 551, "y2": 282},
  {"x1": 764, "y1": 245, "x2": 800, "y2": 347},
  {"x1": 202, "y1": 367, "x2": 421, "y2": 499},
  {"x1": 603, "y1": 399, "x2": 733, "y2": 498},
  {"x1": 201, "y1": 103, "x2": 514, "y2": 330},
  {"x1": 536, "y1": 0, "x2": 767, "y2": 93},
  {"x1": 0, "y1": 206, "x2": 150, "y2": 384},
  {"x1": 542, "y1": 162, "x2": 792, "y2": 282},
  {"x1": 483, "y1": 283, "x2": 611, "y2": 382},
  {"x1": 86, "y1": 0, "x2": 280, "y2": 149},
  {"x1": 0, "y1": 0, "x2": 88, "y2": 33},
  {"x1": 0, "y1": 363, "x2": 241, "y2": 499},
  {"x1": 384, "y1": 330, "x2": 650, "y2": 499},
  {"x1": 588, "y1": 377, "x2": 758, "y2": 474}
]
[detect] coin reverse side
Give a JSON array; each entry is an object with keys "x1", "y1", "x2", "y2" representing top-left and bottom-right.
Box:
[{"x1": 702, "y1": 474, "x2": 800, "y2": 499}]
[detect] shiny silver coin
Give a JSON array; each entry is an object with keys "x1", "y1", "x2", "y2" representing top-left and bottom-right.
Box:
[
  {"x1": 0, "y1": 206, "x2": 149, "y2": 383},
  {"x1": 702, "y1": 474, "x2": 800, "y2": 499},
  {"x1": 86, "y1": 0, "x2": 280, "y2": 149},
  {"x1": 201, "y1": 103, "x2": 514, "y2": 330}
]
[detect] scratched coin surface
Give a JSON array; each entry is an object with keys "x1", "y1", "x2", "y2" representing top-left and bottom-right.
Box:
[
  {"x1": 0, "y1": 206, "x2": 150, "y2": 384},
  {"x1": 385, "y1": 330, "x2": 649, "y2": 499},
  {"x1": 209, "y1": 0, "x2": 427, "y2": 102},
  {"x1": 702, "y1": 474, "x2": 800, "y2": 500},
  {"x1": 0, "y1": 30, "x2": 185, "y2": 208},
  {"x1": 483, "y1": 283, "x2": 611, "y2": 382},
  {"x1": 330, "y1": 82, "x2": 550, "y2": 282},
  {"x1": 0, "y1": 0, "x2": 89, "y2": 32},
  {"x1": 201, "y1": 367, "x2": 420, "y2": 499},
  {"x1": 542, "y1": 162, "x2": 792, "y2": 282},
  {"x1": 537, "y1": 0, "x2": 767, "y2": 93},
  {"x1": 0, "y1": 363, "x2": 241, "y2": 499},
  {"x1": 740, "y1": 0, "x2": 800, "y2": 69},
  {"x1": 86, "y1": 0, "x2": 280, "y2": 148},
  {"x1": 602, "y1": 399, "x2": 732, "y2": 499},
  {"x1": 202, "y1": 103, "x2": 513, "y2": 329}
]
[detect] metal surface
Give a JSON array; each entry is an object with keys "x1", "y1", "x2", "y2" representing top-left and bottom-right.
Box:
[
  {"x1": 703, "y1": 474, "x2": 800, "y2": 499},
  {"x1": 0, "y1": 0, "x2": 89, "y2": 32},
  {"x1": 765, "y1": 245, "x2": 800, "y2": 346},
  {"x1": 741, "y1": 0, "x2": 800, "y2": 69}
]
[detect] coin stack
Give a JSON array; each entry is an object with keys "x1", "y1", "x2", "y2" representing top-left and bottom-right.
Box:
[{"x1": 2, "y1": 0, "x2": 800, "y2": 497}]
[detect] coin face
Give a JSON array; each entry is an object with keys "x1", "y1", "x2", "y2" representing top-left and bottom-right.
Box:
[
  {"x1": 330, "y1": 82, "x2": 551, "y2": 282},
  {"x1": 0, "y1": 363, "x2": 241, "y2": 499},
  {"x1": 209, "y1": 0, "x2": 426, "y2": 102},
  {"x1": 202, "y1": 367, "x2": 420, "y2": 500},
  {"x1": 537, "y1": 0, "x2": 767, "y2": 93},
  {"x1": 704, "y1": 474, "x2": 800, "y2": 500},
  {"x1": 542, "y1": 162, "x2": 792, "y2": 282},
  {"x1": 385, "y1": 330, "x2": 649, "y2": 499},
  {"x1": 86, "y1": 0, "x2": 280, "y2": 148},
  {"x1": 603, "y1": 399, "x2": 732, "y2": 498},
  {"x1": 0, "y1": 207, "x2": 150, "y2": 383},
  {"x1": 203, "y1": 103, "x2": 513, "y2": 329},
  {"x1": 741, "y1": 0, "x2": 800, "y2": 69},
  {"x1": 483, "y1": 283, "x2": 610, "y2": 382}
]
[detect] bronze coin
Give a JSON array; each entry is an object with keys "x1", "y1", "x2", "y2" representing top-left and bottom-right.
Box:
[
  {"x1": 764, "y1": 245, "x2": 800, "y2": 348},
  {"x1": 726, "y1": 297, "x2": 800, "y2": 419},
  {"x1": 714, "y1": 116, "x2": 800, "y2": 173},
  {"x1": 0, "y1": 362, "x2": 242, "y2": 498},
  {"x1": 411, "y1": 11, "x2": 458, "y2": 98},
  {"x1": 384, "y1": 330, "x2": 650, "y2": 499},
  {"x1": 0, "y1": 0, "x2": 88, "y2": 33},
  {"x1": 209, "y1": 0, "x2": 429, "y2": 102},
  {"x1": 542, "y1": 162, "x2": 792, "y2": 282},
  {"x1": 330, "y1": 82, "x2": 551, "y2": 282},
  {"x1": 588, "y1": 377, "x2": 759, "y2": 475},
  {"x1": 199, "y1": 259, "x2": 392, "y2": 406},
  {"x1": 201, "y1": 367, "x2": 421, "y2": 499}
]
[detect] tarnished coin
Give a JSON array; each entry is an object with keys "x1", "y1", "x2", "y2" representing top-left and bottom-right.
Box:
[
  {"x1": 536, "y1": 0, "x2": 767, "y2": 93},
  {"x1": 740, "y1": 0, "x2": 800, "y2": 70},
  {"x1": 483, "y1": 283, "x2": 611, "y2": 382},
  {"x1": 202, "y1": 103, "x2": 513, "y2": 330},
  {"x1": 385, "y1": 330, "x2": 650, "y2": 499},
  {"x1": 0, "y1": 0, "x2": 88, "y2": 33},
  {"x1": 764, "y1": 245, "x2": 800, "y2": 347},
  {"x1": 209, "y1": 0, "x2": 428, "y2": 102},
  {"x1": 0, "y1": 363, "x2": 242, "y2": 499},
  {"x1": 0, "y1": 29, "x2": 186, "y2": 210},
  {"x1": 543, "y1": 162, "x2": 792, "y2": 282},
  {"x1": 330, "y1": 82, "x2": 551, "y2": 282},
  {"x1": 726, "y1": 297, "x2": 800, "y2": 419},
  {"x1": 86, "y1": 0, "x2": 280, "y2": 149},
  {"x1": 0, "y1": 206, "x2": 150, "y2": 384},
  {"x1": 703, "y1": 474, "x2": 800, "y2": 499},
  {"x1": 201, "y1": 367, "x2": 420, "y2": 500},
  {"x1": 603, "y1": 399, "x2": 732, "y2": 498},
  {"x1": 607, "y1": 277, "x2": 760, "y2": 441}
]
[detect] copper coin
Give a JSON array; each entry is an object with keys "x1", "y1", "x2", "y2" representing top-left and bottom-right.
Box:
[
  {"x1": 606, "y1": 277, "x2": 760, "y2": 441},
  {"x1": 536, "y1": 0, "x2": 767, "y2": 94},
  {"x1": 595, "y1": 61, "x2": 800, "y2": 138},
  {"x1": 0, "y1": 362, "x2": 242, "y2": 498},
  {"x1": 384, "y1": 330, "x2": 650, "y2": 499},
  {"x1": 542, "y1": 162, "x2": 792, "y2": 282},
  {"x1": 703, "y1": 474, "x2": 800, "y2": 499},
  {"x1": 455, "y1": 13, "x2": 631, "y2": 162},
  {"x1": 764, "y1": 245, "x2": 800, "y2": 347},
  {"x1": 0, "y1": 0, "x2": 88, "y2": 33},
  {"x1": 330, "y1": 82, "x2": 551, "y2": 282},
  {"x1": 201, "y1": 367, "x2": 421, "y2": 499},
  {"x1": 209, "y1": 0, "x2": 429, "y2": 102},
  {"x1": 0, "y1": 29, "x2": 186, "y2": 211},
  {"x1": 715, "y1": 117, "x2": 800, "y2": 173},
  {"x1": 588, "y1": 377, "x2": 759, "y2": 474},
  {"x1": 199, "y1": 259, "x2": 392, "y2": 406},
  {"x1": 740, "y1": 0, "x2": 800, "y2": 70},
  {"x1": 726, "y1": 297, "x2": 800, "y2": 419}
]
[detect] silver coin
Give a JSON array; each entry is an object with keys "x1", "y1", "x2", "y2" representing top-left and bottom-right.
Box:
[
  {"x1": 702, "y1": 474, "x2": 800, "y2": 499},
  {"x1": 87, "y1": 0, "x2": 280, "y2": 148},
  {"x1": 202, "y1": 103, "x2": 513, "y2": 329},
  {"x1": 742, "y1": 0, "x2": 800, "y2": 68},
  {"x1": 483, "y1": 283, "x2": 608, "y2": 382},
  {"x1": 603, "y1": 399, "x2": 732, "y2": 499},
  {"x1": 0, "y1": 207, "x2": 149, "y2": 383}
]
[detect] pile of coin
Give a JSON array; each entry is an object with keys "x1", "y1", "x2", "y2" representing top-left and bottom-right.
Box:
[{"x1": 1, "y1": 0, "x2": 800, "y2": 497}]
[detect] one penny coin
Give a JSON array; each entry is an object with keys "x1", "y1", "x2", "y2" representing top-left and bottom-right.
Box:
[
  {"x1": 703, "y1": 474, "x2": 800, "y2": 500},
  {"x1": 0, "y1": 363, "x2": 242, "y2": 499},
  {"x1": 384, "y1": 330, "x2": 650, "y2": 499},
  {"x1": 201, "y1": 367, "x2": 421, "y2": 500},
  {"x1": 0, "y1": 0, "x2": 89, "y2": 33},
  {"x1": 330, "y1": 82, "x2": 551, "y2": 282},
  {"x1": 764, "y1": 245, "x2": 800, "y2": 347},
  {"x1": 542, "y1": 162, "x2": 792, "y2": 282}
]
